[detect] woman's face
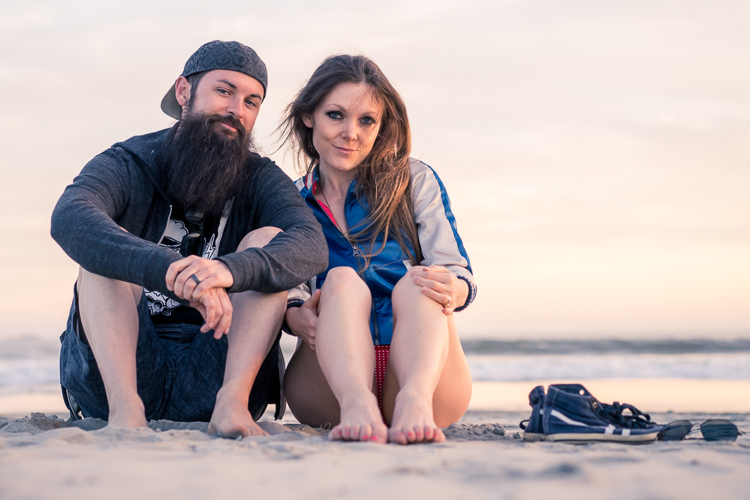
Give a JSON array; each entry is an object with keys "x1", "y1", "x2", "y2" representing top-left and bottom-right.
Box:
[{"x1": 303, "y1": 82, "x2": 383, "y2": 179}]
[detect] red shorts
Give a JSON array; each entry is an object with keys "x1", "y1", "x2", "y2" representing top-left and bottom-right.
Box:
[{"x1": 374, "y1": 345, "x2": 390, "y2": 413}]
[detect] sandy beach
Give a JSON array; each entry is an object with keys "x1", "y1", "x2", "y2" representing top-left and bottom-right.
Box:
[
  {"x1": 4, "y1": 335, "x2": 749, "y2": 499},
  {"x1": 2, "y1": 397, "x2": 749, "y2": 500}
]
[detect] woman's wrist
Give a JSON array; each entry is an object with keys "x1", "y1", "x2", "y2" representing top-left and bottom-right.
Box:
[
  {"x1": 454, "y1": 276, "x2": 474, "y2": 312},
  {"x1": 282, "y1": 299, "x2": 304, "y2": 335}
]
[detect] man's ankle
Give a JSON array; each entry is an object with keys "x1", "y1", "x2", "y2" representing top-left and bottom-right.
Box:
[
  {"x1": 215, "y1": 382, "x2": 253, "y2": 405},
  {"x1": 108, "y1": 393, "x2": 145, "y2": 417}
]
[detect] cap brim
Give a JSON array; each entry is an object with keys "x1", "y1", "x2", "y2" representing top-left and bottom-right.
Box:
[{"x1": 160, "y1": 85, "x2": 182, "y2": 120}]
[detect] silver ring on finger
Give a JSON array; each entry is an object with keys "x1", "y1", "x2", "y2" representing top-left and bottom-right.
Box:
[
  {"x1": 190, "y1": 274, "x2": 201, "y2": 285},
  {"x1": 444, "y1": 297, "x2": 451, "y2": 308}
]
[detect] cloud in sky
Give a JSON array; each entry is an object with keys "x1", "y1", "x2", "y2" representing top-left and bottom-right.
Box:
[{"x1": 1, "y1": 0, "x2": 748, "y2": 338}]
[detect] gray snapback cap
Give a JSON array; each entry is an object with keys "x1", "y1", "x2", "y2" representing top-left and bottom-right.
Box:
[{"x1": 160, "y1": 40, "x2": 268, "y2": 119}]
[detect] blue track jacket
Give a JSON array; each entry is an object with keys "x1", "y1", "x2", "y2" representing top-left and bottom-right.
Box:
[{"x1": 289, "y1": 158, "x2": 476, "y2": 345}]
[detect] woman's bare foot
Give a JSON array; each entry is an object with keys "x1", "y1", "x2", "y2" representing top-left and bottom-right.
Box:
[
  {"x1": 329, "y1": 392, "x2": 387, "y2": 443},
  {"x1": 387, "y1": 389, "x2": 445, "y2": 445},
  {"x1": 208, "y1": 387, "x2": 268, "y2": 439},
  {"x1": 107, "y1": 395, "x2": 148, "y2": 428}
]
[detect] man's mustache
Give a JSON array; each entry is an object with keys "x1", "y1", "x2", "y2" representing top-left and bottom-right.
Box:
[{"x1": 206, "y1": 114, "x2": 246, "y2": 136}]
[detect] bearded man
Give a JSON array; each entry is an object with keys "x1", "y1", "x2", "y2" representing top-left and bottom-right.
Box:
[{"x1": 51, "y1": 41, "x2": 327, "y2": 437}]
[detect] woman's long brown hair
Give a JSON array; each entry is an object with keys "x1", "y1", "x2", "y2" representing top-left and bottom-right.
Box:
[{"x1": 279, "y1": 55, "x2": 423, "y2": 268}]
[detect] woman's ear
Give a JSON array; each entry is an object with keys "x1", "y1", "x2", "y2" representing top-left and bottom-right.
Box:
[
  {"x1": 302, "y1": 113, "x2": 314, "y2": 128},
  {"x1": 174, "y1": 76, "x2": 191, "y2": 107}
]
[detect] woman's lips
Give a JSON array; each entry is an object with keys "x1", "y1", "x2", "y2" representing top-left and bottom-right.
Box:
[{"x1": 334, "y1": 145, "x2": 356, "y2": 154}]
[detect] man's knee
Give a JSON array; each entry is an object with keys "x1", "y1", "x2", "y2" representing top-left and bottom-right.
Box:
[
  {"x1": 236, "y1": 227, "x2": 283, "y2": 251},
  {"x1": 76, "y1": 267, "x2": 143, "y2": 306}
]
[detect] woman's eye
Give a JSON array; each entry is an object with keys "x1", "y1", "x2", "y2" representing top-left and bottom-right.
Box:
[
  {"x1": 360, "y1": 116, "x2": 376, "y2": 125},
  {"x1": 326, "y1": 111, "x2": 342, "y2": 119},
  {"x1": 217, "y1": 88, "x2": 230, "y2": 95}
]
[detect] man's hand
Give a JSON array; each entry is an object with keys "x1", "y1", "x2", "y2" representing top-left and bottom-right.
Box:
[
  {"x1": 189, "y1": 287, "x2": 233, "y2": 338},
  {"x1": 285, "y1": 289, "x2": 321, "y2": 349},
  {"x1": 166, "y1": 256, "x2": 235, "y2": 336},
  {"x1": 410, "y1": 265, "x2": 469, "y2": 316},
  {"x1": 166, "y1": 256, "x2": 234, "y2": 301}
]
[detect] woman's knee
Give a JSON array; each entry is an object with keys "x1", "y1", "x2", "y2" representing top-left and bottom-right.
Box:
[
  {"x1": 236, "y1": 226, "x2": 283, "y2": 251},
  {"x1": 321, "y1": 267, "x2": 369, "y2": 298},
  {"x1": 391, "y1": 267, "x2": 426, "y2": 308}
]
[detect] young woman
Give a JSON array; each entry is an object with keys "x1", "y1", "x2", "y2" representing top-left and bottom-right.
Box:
[{"x1": 281, "y1": 55, "x2": 476, "y2": 444}]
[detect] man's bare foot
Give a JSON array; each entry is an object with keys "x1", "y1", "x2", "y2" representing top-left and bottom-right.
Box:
[
  {"x1": 208, "y1": 387, "x2": 268, "y2": 439},
  {"x1": 107, "y1": 397, "x2": 148, "y2": 428},
  {"x1": 387, "y1": 389, "x2": 445, "y2": 445},
  {"x1": 329, "y1": 392, "x2": 387, "y2": 443}
]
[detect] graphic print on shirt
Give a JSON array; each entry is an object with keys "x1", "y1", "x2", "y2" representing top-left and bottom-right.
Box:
[{"x1": 145, "y1": 217, "x2": 218, "y2": 317}]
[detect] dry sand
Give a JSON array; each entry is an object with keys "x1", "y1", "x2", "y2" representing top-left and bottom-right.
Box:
[{"x1": 1, "y1": 409, "x2": 748, "y2": 500}]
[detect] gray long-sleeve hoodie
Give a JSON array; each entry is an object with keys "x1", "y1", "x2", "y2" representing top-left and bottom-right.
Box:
[{"x1": 51, "y1": 128, "x2": 328, "y2": 299}]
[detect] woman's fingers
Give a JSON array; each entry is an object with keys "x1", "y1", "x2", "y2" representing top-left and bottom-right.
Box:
[
  {"x1": 307, "y1": 289, "x2": 322, "y2": 311},
  {"x1": 285, "y1": 300, "x2": 319, "y2": 349},
  {"x1": 418, "y1": 284, "x2": 454, "y2": 314},
  {"x1": 410, "y1": 265, "x2": 465, "y2": 315}
]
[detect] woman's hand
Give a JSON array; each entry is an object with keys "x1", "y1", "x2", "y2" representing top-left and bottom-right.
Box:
[
  {"x1": 410, "y1": 265, "x2": 469, "y2": 316},
  {"x1": 285, "y1": 289, "x2": 321, "y2": 349}
]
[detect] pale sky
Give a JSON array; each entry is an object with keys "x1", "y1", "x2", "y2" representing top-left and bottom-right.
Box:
[{"x1": 1, "y1": 0, "x2": 748, "y2": 340}]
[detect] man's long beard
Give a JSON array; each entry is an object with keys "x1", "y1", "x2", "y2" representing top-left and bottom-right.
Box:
[{"x1": 160, "y1": 112, "x2": 253, "y2": 218}]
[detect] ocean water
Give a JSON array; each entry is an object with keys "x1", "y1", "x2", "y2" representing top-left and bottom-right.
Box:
[
  {"x1": 461, "y1": 338, "x2": 750, "y2": 381},
  {"x1": 1, "y1": 336, "x2": 61, "y2": 398},
  {"x1": 1, "y1": 335, "x2": 749, "y2": 397}
]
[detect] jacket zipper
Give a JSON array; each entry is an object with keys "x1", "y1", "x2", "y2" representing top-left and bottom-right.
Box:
[
  {"x1": 311, "y1": 177, "x2": 380, "y2": 344},
  {"x1": 158, "y1": 204, "x2": 174, "y2": 244},
  {"x1": 371, "y1": 299, "x2": 380, "y2": 345}
]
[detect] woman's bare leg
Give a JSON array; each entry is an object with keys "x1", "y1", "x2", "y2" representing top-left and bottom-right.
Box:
[
  {"x1": 284, "y1": 342, "x2": 342, "y2": 427},
  {"x1": 383, "y1": 272, "x2": 472, "y2": 444},
  {"x1": 284, "y1": 267, "x2": 387, "y2": 443}
]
